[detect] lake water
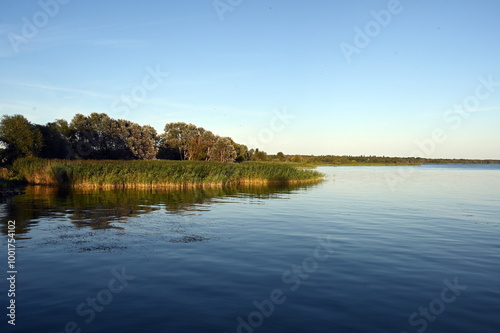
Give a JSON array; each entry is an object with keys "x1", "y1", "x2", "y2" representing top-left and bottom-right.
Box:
[{"x1": 1, "y1": 165, "x2": 499, "y2": 333}]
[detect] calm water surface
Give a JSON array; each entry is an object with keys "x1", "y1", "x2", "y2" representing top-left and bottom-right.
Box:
[{"x1": 1, "y1": 165, "x2": 499, "y2": 332}]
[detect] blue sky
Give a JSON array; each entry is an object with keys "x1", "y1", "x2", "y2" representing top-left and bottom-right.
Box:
[{"x1": 1, "y1": 0, "x2": 499, "y2": 158}]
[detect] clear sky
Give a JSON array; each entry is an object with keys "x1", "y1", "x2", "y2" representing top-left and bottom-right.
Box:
[{"x1": 1, "y1": 0, "x2": 499, "y2": 159}]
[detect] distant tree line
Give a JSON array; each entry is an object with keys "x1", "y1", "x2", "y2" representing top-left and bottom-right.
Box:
[
  {"x1": 267, "y1": 154, "x2": 500, "y2": 165},
  {"x1": 0, "y1": 113, "x2": 268, "y2": 165}
]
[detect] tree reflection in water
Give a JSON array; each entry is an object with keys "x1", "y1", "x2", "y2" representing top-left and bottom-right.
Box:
[{"x1": 0, "y1": 182, "x2": 320, "y2": 236}]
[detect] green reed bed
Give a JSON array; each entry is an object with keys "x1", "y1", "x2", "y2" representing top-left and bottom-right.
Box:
[{"x1": 12, "y1": 158, "x2": 324, "y2": 188}]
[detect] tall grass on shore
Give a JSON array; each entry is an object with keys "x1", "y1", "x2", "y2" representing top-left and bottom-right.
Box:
[{"x1": 12, "y1": 158, "x2": 324, "y2": 189}]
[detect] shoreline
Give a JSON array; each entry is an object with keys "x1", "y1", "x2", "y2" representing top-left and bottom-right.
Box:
[
  {"x1": 23, "y1": 177, "x2": 325, "y2": 190},
  {"x1": 10, "y1": 158, "x2": 325, "y2": 189}
]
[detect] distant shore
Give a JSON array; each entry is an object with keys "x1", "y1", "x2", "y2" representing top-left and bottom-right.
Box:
[
  {"x1": 266, "y1": 154, "x2": 500, "y2": 165},
  {"x1": 323, "y1": 163, "x2": 421, "y2": 166}
]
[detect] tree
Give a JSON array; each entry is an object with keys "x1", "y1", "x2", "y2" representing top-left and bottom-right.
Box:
[
  {"x1": 68, "y1": 113, "x2": 126, "y2": 159},
  {"x1": 161, "y1": 122, "x2": 199, "y2": 160},
  {"x1": 0, "y1": 114, "x2": 43, "y2": 163},
  {"x1": 160, "y1": 122, "x2": 221, "y2": 161},
  {"x1": 252, "y1": 148, "x2": 268, "y2": 161},
  {"x1": 207, "y1": 137, "x2": 237, "y2": 162},
  {"x1": 37, "y1": 120, "x2": 72, "y2": 159},
  {"x1": 68, "y1": 113, "x2": 157, "y2": 160},
  {"x1": 117, "y1": 121, "x2": 158, "y2": 160},
  {"x1": 247, "y1": 148, "x2": 255, "y2": 161},
  {"x1": 137, "y1": 125, "x2": 159, "y2": 160},
  {"x1": 277, "y1": 152, "x2": 285, "y2": 161},
  {"x1": 225, "y1": 138, "x2": 249, "y2": 162},
  {"x1": 185, "y1": 130, "x2": 216, "y2": 161}
]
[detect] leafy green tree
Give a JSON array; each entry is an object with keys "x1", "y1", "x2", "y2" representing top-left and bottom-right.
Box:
[
  {"x1": 161, "y1": 122, "x2": 199, "y2": 160},
  {"x1": 252, "y1": 148, "x2": 268, "y2": 161},
  {"x1": 247, "y1": 149, "x2": 255, "y2": 161},
  {"x1": 37, "y1": 120, "x2": 73, "y2": 159},
  {"x1": 69, "y1": 113, "x2": 125, "y2": 159},
  {"x1": 277, "y1": 152, "x2": 285, "y2": 161},
  {"x1": 207, "y1": 137, "x2": 237, "y2": 162},
  {"x1": 161, "y1": 122, "x2": 222, "y2": 161},
  {"x1": 225, "y1": 138, "x2": 249, "y2": 162},
  {"x1": 69, "y1": 113, "x2": 157, "y2": 160},
  {"x1": 0, "y1": 114, "x2": 43, "y2": 163},
  {"x1": 117, "y1": 120, "x2": 158, "y2": 160},
  {"x1": 185, "y1": 130, "x2": 216, "y2": 161}
]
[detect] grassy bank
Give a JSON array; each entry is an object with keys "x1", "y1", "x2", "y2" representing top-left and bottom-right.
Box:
[{"x1": 12, "y1": 158, "x2": 324, "y2": 189}]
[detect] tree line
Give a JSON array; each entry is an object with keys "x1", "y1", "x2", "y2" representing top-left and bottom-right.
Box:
[
  {"x1": 0, "y1": 113, "x2": 268, "y2": 165},
  {"x1": 6, "y1": 112, "x2": 495, "y2": 166},
  {"x1": 266, "y1": 154, "x2": 500, "y2": 165}
]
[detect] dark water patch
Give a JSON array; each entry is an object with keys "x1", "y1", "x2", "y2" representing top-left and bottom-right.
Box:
[
  {"x1": 169, "y1": 235, "x2": 210, "y2": 243},
  {"x1": 78, "y1": 244, "x2": 128, "y2": 253}
]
